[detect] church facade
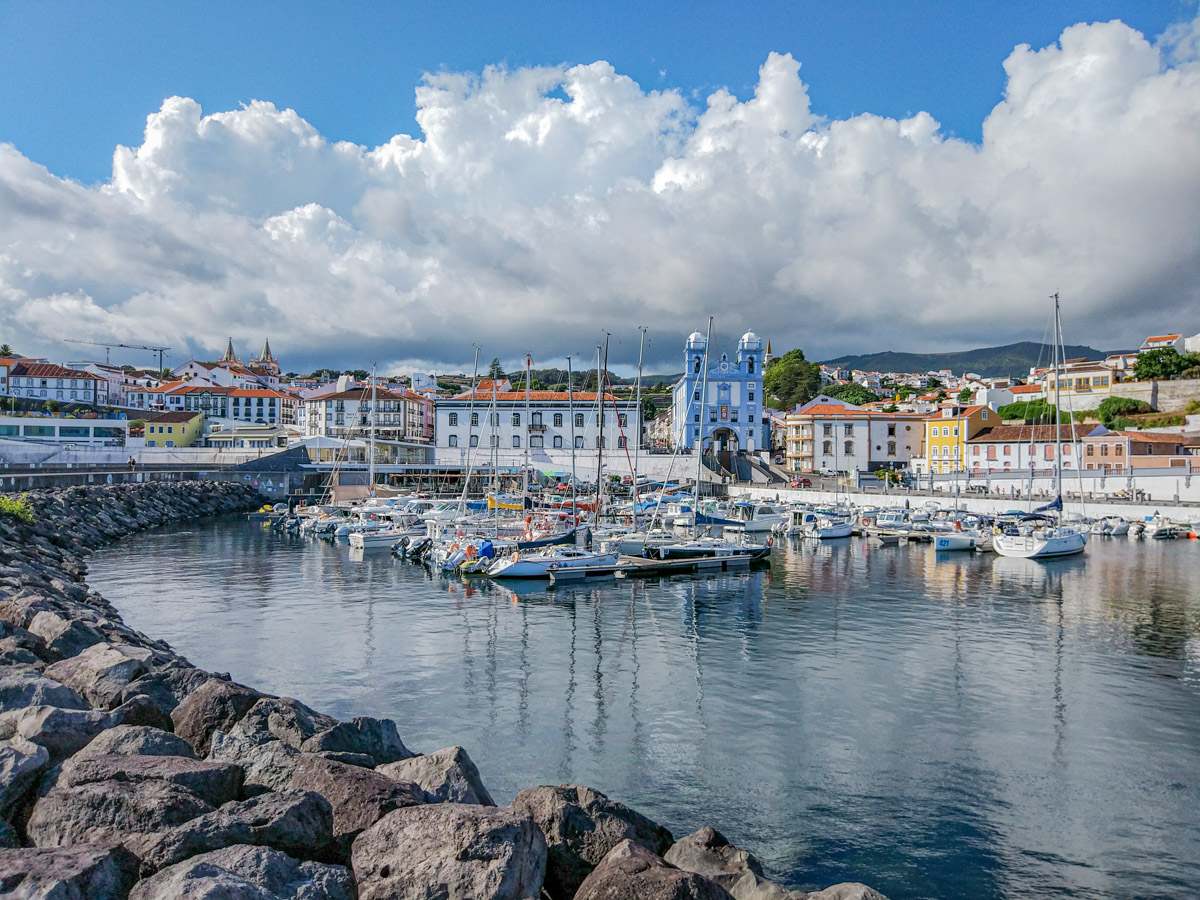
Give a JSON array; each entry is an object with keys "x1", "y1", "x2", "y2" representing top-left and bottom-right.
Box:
[{"x1": 671, "y1": 329, "x2": 765, "y2": 453}]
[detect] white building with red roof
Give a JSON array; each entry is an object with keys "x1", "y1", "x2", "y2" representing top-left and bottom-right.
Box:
[
  {"x1": 5, "y1": 362, "x2": 103, "y2": 404},
  {"x1": 784, "y1": 396, "x2": 925, "y2": 474}
]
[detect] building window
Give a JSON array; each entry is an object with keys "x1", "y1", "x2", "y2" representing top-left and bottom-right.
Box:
[
  {"x1": 513, "y1": 436, "x2": 521, "y2": 448},
  {"x1": 1100, "y1": 444, "x2": 1108, "y2": 457},
  {"x1": 709, "y1": 409, "x2": 717, "y2": 422},
  {"x1": 470, "y1": 435, "x2": 479, "y2": 447},
  {"x1": 448, "y1": 435, "x2": 458, "y2": 447},
  {"x1": 490, "y1": 413, "x2": 499, "y2": 426},
  {"x1": 844, "y1": 441, "x2": 853, "y2": 455},
  {"x1": 575, "y1": 413, "x2": 584, "y2": 428},
  {"x1": 749, "y1": 391, "x2": 755, "y2": 402},
  {"x1": 888, "y1": 424, "x2": 896, "y2": 436},
  {"x1": 531, "y1": 412, "x2": 542, "y2": 426},
  {"x1": 553, "y1": 413, "x2": 563, "y2": 427},
  {"x1": 531, "y1": 436, "x2": 543, "y2": 447},
  {"x1": 887, "y1": 441, "x2": 896, "y2": 456},
  {"x1": 553, "y1": 435, "x2": 563, "y2": 448},
  {"x1": 490, "y1": 435, "x2": 499, "y2": 447},
  {"x1": 694, "y1": 358, "x2": 701, "y2": 373},
  {"x1": 823, "y1": 441, "x2": 832, "y2": 454},
  {"x1": 576, "y1": 436, "x2": 585, "y2": 448},
  {"x1": 449, "y1": 413, "x2": 458, "y2": 426},
  {"x1": 618, "y1": 414, "x2": 627, "y2": 427},
  {"x1": 470, "y1": 412, "x2": 479, "y2": 426},
  {"x1": 596, "y1": 437, "x2": 606, "y2": 448},
  {"x1": 823, "y1": 423, "x2": 832, "y2": 436},
  {"x1": 694, "y1": 391, "x2": 700, "y2": 401},
  {"x1": 844, "y1": 423, "x2": 852, "y2": 436},
  {"x1": 512, "y1": 413, "x2": 521, "y2": 426},
  {"x1": 731, "y1": 410, "x2": 738, "y2": 422},
  {"x1": 618, "y1": 436, "x2": 626, "y2": 449},
  {"x1": 694, "y1": 414, "x2": 700, "y2": 423}
]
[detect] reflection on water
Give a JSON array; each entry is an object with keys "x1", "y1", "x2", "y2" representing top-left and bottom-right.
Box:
[{"x1": 90, "y1": 524, "x2": 1200, "y2": 899}]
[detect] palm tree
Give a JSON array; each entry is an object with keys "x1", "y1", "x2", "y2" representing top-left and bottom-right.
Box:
[{"x1": 0, "y1": 344, "x2": 12, "y2": 356}]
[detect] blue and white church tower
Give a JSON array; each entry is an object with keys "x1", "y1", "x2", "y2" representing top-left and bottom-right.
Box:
[{"x1": 671, "y1": 329, "x2": 764, "y2": 453}]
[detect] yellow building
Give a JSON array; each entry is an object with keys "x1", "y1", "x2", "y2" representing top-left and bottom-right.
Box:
[
  {"x1": 144, "y1": 411, "x2": 204, "y2": 448},
  {"x1": 923, "y1": 405, "x2": 994, "y2": 474}
]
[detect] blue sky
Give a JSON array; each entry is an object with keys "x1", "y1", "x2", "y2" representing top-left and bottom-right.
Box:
[
  {"x1": 0, "y1": 1, "x2": 1198, "y2": 374},
  {"x1": 2, "y1": 1, "x2": 1191, "y2": 183}
]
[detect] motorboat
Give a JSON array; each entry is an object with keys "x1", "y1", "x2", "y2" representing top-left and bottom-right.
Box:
[{"x1": 487, "y1": 547, "x2": 619, "y2": 579}]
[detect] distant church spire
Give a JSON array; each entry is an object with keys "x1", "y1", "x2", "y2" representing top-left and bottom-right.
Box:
[
  {"x1": 222, "y1": 338, "x2": 236, "y2": 363},
  {"x1": 260, "y1": 338, "x2": 273, "y2": 362}
]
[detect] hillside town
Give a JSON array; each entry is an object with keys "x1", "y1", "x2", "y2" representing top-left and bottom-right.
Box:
[{"x1": 2, "y1": 327, "x2": 1199, "y2": 487}]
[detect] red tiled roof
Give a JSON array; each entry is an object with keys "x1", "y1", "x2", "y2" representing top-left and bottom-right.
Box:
[
  {"x1": 10, "y1": 363, "x2": 101, "y2": 380},
  {"x1": 230, "y1": 388, "x2": 288, "y2": 398},
  {"x1": 1009, "y1": 384, "x2": 1042, "y2": 394},
  {"x1": 1114, "y1": 431, "x2": 1185, "y2": 444},
  {"x1": 1144, "y1": 334, "x2": 1181, "y2": 343},
  {"x1": 971, "y1": 425, "x2": 1073, "y2": 442}
]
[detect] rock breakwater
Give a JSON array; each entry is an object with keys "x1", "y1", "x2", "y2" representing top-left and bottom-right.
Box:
[{"x1": 0, "y1": 481, "x2": 889, "y2": 899}]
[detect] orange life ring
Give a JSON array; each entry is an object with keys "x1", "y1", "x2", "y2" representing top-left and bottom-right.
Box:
[
  {"x1": 465, "y1": 545, "x2": 476, "y2": 558},
  {"x1": 450, "y1": 543, "x2": 459, "y2": 552},
  {"x1": 523, "y1": 530, "x2": 534, "y2": 541},
  {"x1": 861, "y1": 516, "x2": 871, "y2": 526}
]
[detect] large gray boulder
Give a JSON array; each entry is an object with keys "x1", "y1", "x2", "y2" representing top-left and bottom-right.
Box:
[
  {"x1": 379, "y1": 745, "x2": 495, "y2": 805},
  {"x1": 510, "y1": 784, "x2": 674, "y2": 899},
  {"x1": 70, "y1": 725, "x2": 196, "y2": 762},
  {"x1": 130, "y1": 789, "x2": 335, "y2": 876},
  {"x1": 117, "y1": 663, "x2": 210, "y2": 719},
  {"x1": 665, "y1": 827, "x2": 804, "y2": 900},
  {"x1": 289, "y1": 753, "x2": 425, "y2": 861},
  {"x1": 43, "y1": 642, "x2": 154, "y2": 709},
  {"x1": 300, "y1": 716, "x2": 412, "y2": 765},
  {"x1": 128, "y1": 844, "x2": 356, "y2": 900},
  {"x1": 0, "y1": 705, "x2": 114, "y2": 764},
  {"x1": 0, "y1": 638, "x2": 43, "y2": 669},
  {"x1": 229, "y1": 697, "x2": 339, "y2": 748},
  {"x1": 27, "y1": 777, "x2": 215, "y2": 847},
  {"x1": 170, "y1": 678, "x2": 265, "y2": 756},
  {"x1": 352, "y1": 803, "x2": 547, "y2": 900},
  {"x1": 0, "y1": 666, "x2": 88, "y2": 713},
  {"x1": 805, "y1": 884, "x2": 889, "y2": 900},
  {"x1": 0, "y1": 844, "x2": 141, "y2": 899},
  {"x1": 25, "y1": 611, "x2": 105, "y2": 662},
  {"x1": 0, "y1": 736, "x2": 49, "y2": 820},
  {"x1": 209, "y1": 729, "x2": 300, "y2": 794},
  {"x1": 575, "y1": 839, "x2": 735, "y2": 900},
  {"x1": 56, "y1": 754, "x2": 243, "y2": 808}
]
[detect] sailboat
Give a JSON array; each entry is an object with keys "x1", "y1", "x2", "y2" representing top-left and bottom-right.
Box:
[{"x1": 993, "y1": 294, "x2": 1088, "y2": 560}]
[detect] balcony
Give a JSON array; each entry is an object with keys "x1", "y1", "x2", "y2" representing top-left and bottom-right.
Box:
[{"x1": 528, "y1": 423, "x2": 547, "y2": 432}]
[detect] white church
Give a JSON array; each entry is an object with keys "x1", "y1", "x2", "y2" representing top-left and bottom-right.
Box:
[{"x1": 671, "y1": 329, "x2": 765, "y2": 455}]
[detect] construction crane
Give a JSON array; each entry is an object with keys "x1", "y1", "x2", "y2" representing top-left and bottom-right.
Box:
[{"x1": 63, "y1": 339, "x2": 171, "y2": 371}]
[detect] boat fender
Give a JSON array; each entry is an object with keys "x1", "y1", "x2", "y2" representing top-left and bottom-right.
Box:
[
  {"x1": 465, "y1": 545, "x2": 476, "y2": 558},
  {"x1": 954, "y1": 521, "x2": 962, "y2": 531}
]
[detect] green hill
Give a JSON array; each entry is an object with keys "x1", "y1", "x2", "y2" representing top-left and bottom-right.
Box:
[{"x1": 821, "y1": 342, "x2": 1117, "y2": 379}]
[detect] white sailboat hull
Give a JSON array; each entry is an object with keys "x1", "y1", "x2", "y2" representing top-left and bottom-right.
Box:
[{"x1": 993, "y1": 528, "x2": 1087, "y2": 559}]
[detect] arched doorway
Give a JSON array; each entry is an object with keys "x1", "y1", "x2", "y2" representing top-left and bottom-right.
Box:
[{"x1": 706, "y1": 427, "x2": 740, "y2": 474}]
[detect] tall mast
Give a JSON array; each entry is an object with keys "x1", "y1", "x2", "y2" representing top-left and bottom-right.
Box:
[
  {"x1": 567, "y1": 356, "x2": 577, "y2": 524},
  {"x1": 595, "y1": 341, "x2": 605, "y2": 522},
  {"x1": 1052, "y1": 292, "x2": 1063, "y2": 509},
  {"x1": 632, "y1": 326, "x2": 646, "y2": 532},
  {"x1": 368, "y1": 362, "x2": 376, "y2": 497},
  {"x1": 459, "y1": 347, "x2": 481, "y2": 514},
  {"x1": 694, "y1": 316, "x2": 714, "y2": 536},
  {"x1": 524, "y1": 352, "x2": 532, "y2": 503}
]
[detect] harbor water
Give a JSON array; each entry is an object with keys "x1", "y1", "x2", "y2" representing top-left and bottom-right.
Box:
[{"x1": 88, "y1": 521, "x2": 1200, "y2": 899}]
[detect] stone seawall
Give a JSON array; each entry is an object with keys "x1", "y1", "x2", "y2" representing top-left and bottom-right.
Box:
[{"x1": 0, "y1": 482, "x2": 887, "y2": 900}]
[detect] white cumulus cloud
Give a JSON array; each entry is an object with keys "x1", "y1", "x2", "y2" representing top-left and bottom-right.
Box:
[{"x1": 1, "y1": 17, "x2": 1198, "y2": 375}]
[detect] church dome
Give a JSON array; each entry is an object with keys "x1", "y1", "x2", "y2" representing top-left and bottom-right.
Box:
[
  {"x1": 739, "y1": 330, "x2": 760, "y2": 346},
  {"x1": 687, "y1": 331, "x2": 707, "y2": 348}
]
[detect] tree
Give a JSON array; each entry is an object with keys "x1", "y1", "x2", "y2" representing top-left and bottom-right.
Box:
[
  {"x1": 43, "y1": 399, "x2": 60, "y2": 414},
  {"x1": 823, "y1": 383, "x2": 879, "y2": 406},
  {"x1": 998, "y1": 398, "x2": 1067, "y2": 423},
  {"x1": 763, "y1": 349, "x2": 822, "y2": 410},
  {"x1": 0, "y1": 344, "x2": 11, "y2": 356},
  {"x1": 487, "y1": 358, "x2": 505, "y2": 380},
  {"x1": 957, "y1": 387, "x2": 973, "y2": 403},
  {"x1": 641, "y1": 395, "x2": 657, "y2": 421},
  {"x1": 1097, "y1": 396, "x2": 1152, "y2": 427},
  {"x1": 1134, "y1": 348, "x2": 1200, "y2": 381}
]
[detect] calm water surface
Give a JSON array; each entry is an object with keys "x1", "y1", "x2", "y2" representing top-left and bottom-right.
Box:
[{"x1": 88, "y1": 522, "x2": 1200, "y2": 899}]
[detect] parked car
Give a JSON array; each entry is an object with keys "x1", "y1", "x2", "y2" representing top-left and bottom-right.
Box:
[
  {"x1": 790, "y1": 478, "x2": 812, "y2": 488},
  {"x1": 817, "y1": 468, "x2": 837, "y2": 477},
  {"x1": 773, "y1": 455, "x2": 784, "y2": 465}
]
